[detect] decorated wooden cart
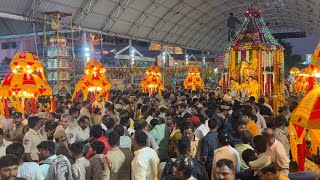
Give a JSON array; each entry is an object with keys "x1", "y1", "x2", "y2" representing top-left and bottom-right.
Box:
[
  {"x1": 223, "y1": 6, "x2": 284, "y2": 111},
  {"x1": 0, "y1": 52, "x2": 53, "y2": 116},
  {"x1": 184, "y1": 67, "x2": 204, "y2": 91},
  {"x1": 72, "y1": 60, "x2": 111, "y2": 102},
  {"x1": 141, "y1": 66, "x2": 164, "y2": 95}
]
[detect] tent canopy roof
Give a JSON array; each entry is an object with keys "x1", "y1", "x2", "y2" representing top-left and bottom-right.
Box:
[{"x1": 0, "y1": 0, "x2": 319, "y2": 52}]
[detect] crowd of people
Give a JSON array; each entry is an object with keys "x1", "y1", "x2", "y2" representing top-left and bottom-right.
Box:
[{"x1": 0, "y1": 87, "x2": 317, "y2": 180}]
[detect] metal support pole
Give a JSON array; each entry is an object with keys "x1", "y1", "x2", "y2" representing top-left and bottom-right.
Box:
[
  {"x1": 82, "y1": 31, "x2": 87, "y2": 64},
  {"x1": 201, "y1": 51, "x2": 205, "y2": 80},
  {"x1": 185, "y1": 48, "x2": 187, "y2": 67},
  {"x1": 161, "y1": 45, "x2": 165, "y2": 87},
  {"x1": 129, "y1": 39, "x2": 134, "y2": 84},
  {"x1": 214, "y1": 53, "x2": 218, "y2": 85},
  {"x1": 32, "y1": 0, "x2": 39, "y2": 57}
]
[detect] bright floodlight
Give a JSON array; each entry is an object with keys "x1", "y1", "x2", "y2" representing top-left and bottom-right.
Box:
[
  {"x1": 85, "y1": 53, "x2": 90, "y2": 57},
  {"x1": 84, "y1": 47, "x2": 90, "y2": 52}
]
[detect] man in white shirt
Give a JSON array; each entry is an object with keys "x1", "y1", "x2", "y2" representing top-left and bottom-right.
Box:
[
  {"x1": 195, "y1": 109, "x2": 214, "y2": 140},
  {"x1": 262, "y1": 128, "x2": 290, "y2": 176},
  {"x1": 67, "y1": 116, "x2": 91, "y2": 145},
  {"x1": 211, "y1": 132, "x2": 240, "y2": 179},
  {"x1": 131, "y1": 131, "x2": 159, "y2": 180}
]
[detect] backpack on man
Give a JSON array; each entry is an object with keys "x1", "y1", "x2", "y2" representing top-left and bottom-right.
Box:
[{"x1": 42, "y1": 155, "x2": 73, "y2": 180}]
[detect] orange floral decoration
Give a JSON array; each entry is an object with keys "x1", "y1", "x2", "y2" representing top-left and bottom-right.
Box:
[
  {"x1": 183, "y1": 67, "x2": 204, "y2": 91},
  {"x1": 0, "y1": 52, "x2": 52, "y2": 115},
  {"x1": 140, "y1": 66, "x2": 164, "y2": 96},
  {"x1": 72, "y1": 59, "x2": 111, "y2": 102}
]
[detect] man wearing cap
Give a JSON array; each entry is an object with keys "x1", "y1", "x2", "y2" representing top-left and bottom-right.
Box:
[
  {"x1": 53, "y1": 128, "x2": 71, "y2": 161},
  {"x1": 9, "y1": 112, "x2": 28, "y2": 141},
  {"x1": 34, "y1": 112, "x2": 49, "y2": 141},
  {"x1": 190, "y1": 115, "x2": 205, "y2": 141}
]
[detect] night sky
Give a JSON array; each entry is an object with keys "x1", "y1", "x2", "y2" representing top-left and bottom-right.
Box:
[{"x1": 285, "y1": 34, "x2": 320, "y2": 59}]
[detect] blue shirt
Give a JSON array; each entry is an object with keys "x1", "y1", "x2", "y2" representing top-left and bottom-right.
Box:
[
  {"x1": 18, "y1": 162, "x2": 45, "y2": 180},
  {"x1": 201, "y1": 131, "x2": 218, "y2": 166}
]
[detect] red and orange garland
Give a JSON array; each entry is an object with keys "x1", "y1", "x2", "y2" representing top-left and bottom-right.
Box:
[
  {"x1": 184, "y1": 67, "x2": 204, "y2": 91},
  {"x1": 141, "y1": 66, "x2": 164, "y2": 95}
]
